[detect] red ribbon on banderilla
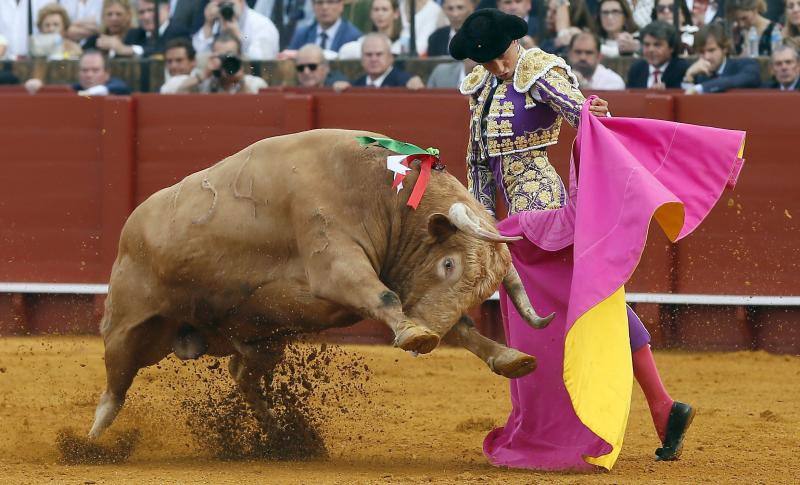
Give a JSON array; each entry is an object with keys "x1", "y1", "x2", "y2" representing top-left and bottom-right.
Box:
[{"x1": 356, "y1": 136, "x2": 445, "y2": 209}]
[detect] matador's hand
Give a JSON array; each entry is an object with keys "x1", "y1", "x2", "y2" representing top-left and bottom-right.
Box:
[{"x1": 589, "y1": 97, "x2": 609, "y2": 117}]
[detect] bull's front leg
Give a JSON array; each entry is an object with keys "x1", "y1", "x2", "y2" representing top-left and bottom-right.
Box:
[
  {"x1": 305, "y1": 251, "x2": 440, "y2": 354},
  {"x1": 446, "y1": 316, "x2": 537, "y2": 379}
]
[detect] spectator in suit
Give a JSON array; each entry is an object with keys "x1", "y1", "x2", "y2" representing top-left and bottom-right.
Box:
[
  {"x1": 194, "y1": 0, "x2": 280, "y2": 59},
  {"x1": 597, "y1": 0, "x2": 640, "y2": 57},
  {"x1": 171, "y1": 0, "x2": 206, "y2": 33},
  {"x1": 160, "y1": 38, "x2": 199, "y2": 93},
  {"x1": 25, "y1": 49, "x2": 131, "y2": 94},
  {"x1": 178, "y1": 32, "x2": 268, "y2": 93},
  {"x1": 784, "y1": 0, "x2": 800, "y2": 51},
  {"x1": 427, "y1": 0, "x2": 476, "y2": 57},
  {"x1": 338, "y1": 0, "x2": 405, "y2": 59},
  {"x1": 727, "y1": 0, "x2": 781, "y2": 57},
  {"x1": 333, "y1": 32, "x2": 423, "y2": 89},
  {"x1": 123, "y1": 0, "x2": 192, "y2": 57},
  {"x1": 30, "y1": 3, "x2": 83, "y2": 59},
  {"x1": 254, "y1": 0, "x2": 314, "y2": 49},
  {"x1": 83, "y1": 0, "x2": 134, "y2": 56},
  {"x1": 683, "y1": 22, "x2": 761, "y2": 93},
  {"x1": 295, "y1": 43, "x2": 347, "y2": 86},
  {"x1": 763, "y1": 44, "x2": 800, "y2": 90},
  {"x1": 627, "y1": 21, "x2": 689, "y2": 89},
  {"x1": 426, "y1": 58, "x2": 477, "y2": 87},
  {"x1": 286, "y1": 0, "x2": 363, "y2": 57},
  {"x1": 568, "y1": 31, "x2": 626, "y2": 89}
]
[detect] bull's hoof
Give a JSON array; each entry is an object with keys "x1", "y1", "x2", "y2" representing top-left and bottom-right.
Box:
[
  {"x1": 488, "y1": 348, "x2": 537, "y2": 379},
  {"x1": 393, "y1": 323, "x2": 440, "y2": 354}
]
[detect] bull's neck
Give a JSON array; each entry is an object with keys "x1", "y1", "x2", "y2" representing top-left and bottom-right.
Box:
[{"x1": 378, "y1": 202, "x2": 429, "y2": 300}]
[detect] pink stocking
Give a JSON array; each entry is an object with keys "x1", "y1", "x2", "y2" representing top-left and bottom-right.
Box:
[{"x1": 632, "y1": 344, "x2": 673, "y2": 442}]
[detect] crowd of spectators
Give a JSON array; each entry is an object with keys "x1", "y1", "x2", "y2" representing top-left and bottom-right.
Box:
[{"x1": 0, "y1": 0, "x2": 798, "y2": 94}]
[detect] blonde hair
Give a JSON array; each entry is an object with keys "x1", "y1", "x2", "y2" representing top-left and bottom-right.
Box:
[
  {"x1": 37, "y1": 3, "x2": 71, "y2": 33},
  {"x1": 101, "y1": 0, "x2": 133, "y2": 36}
]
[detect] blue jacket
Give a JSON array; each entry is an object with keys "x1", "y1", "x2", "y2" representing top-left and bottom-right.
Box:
[
  {"x1": 72, "y1": 78, "x2": 132, "y2": 95},
  {"x1": 695, "y1": 57, "x2": 761, "y2": 93},
  {"x1": 287, "y1": 19, "x2": 362, "y2": 51}
]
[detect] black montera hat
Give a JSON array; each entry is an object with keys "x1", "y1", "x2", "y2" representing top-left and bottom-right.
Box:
[{"x1": 448, "y1": 9, "x2": 528, "y2": 63}]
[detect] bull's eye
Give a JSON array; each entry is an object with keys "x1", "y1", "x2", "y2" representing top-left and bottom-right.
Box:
[{"x1": 443, "y1": 258, "x2": 455, "y2": 272}]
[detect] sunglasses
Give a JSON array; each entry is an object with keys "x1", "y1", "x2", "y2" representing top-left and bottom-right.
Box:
[
  {"x1": 296, "y1": 63, "x2": 319, "y2": 72},
  {"x1": 657, "y1": 4, "x2": 675, "y2": 12}
]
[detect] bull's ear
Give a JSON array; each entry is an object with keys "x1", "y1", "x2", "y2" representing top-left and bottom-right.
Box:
[{"x1": 427, "y1": 213, "x2": 457, "y2": 244}]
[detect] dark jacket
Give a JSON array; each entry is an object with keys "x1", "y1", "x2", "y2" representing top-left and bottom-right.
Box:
[
  {"x1": 761, "y1": 77, "x2": 800, "y2": 90},
  {"x1": 695, "y1": 57, "x2": 762, "y2": 93},
  {"x1": 351, "y1": 67, "x2": 413, "y2": 87},
  {"x1": 627, "y1": 58, "x2": 689, "y2": 89},
  {"x1": 123, "y1": 24, "x2": 192, "y2": 57},
  {"x1": 72, "y1": 78, "x2": 132, "y2": 95},
  {"x1": 427, "y1": 26, "x2": 451, "y2": 57},
  {"x1": 287, "y1": 19, "x2": 362, "y2": 51}
]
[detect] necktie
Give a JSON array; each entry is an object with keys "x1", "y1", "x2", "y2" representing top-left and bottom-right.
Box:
[
  {"x1": 319, "y1": 32, "x2": 328, "y2": 50},
  {"x1": 652, "y1": 68, "x2": 662, "y2": 86}
]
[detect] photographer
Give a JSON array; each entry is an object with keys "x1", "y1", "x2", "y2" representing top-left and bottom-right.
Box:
[
  {"x1": 193, "y1": 0, "x2": 279, "y2": 60},
  {"x1": 177, "y1": 32, "x2": 267, "y2": 93}
]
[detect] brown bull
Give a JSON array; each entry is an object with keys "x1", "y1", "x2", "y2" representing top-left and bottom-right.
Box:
[{"x1": 88, "y1": 129, "x2": 552, "y2": 439}]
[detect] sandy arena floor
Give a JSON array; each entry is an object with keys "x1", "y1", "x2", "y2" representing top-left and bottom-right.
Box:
[{"x1": 0, "y1": 336, "x2": 797, "y2": 484}]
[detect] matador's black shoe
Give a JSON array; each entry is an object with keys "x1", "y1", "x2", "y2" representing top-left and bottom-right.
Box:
[{"x1": 655, "y1": 401, "x2": 695, "y2": 461}]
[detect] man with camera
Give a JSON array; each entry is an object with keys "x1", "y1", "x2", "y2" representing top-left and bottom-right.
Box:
[
  {"x1": 193, "y1": 0, "x2": 279, "y2": 60},
  {"x1": 177, "y1": 32, "x2": 267, "y2": 93}
]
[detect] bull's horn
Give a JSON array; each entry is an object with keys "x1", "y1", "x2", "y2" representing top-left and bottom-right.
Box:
[
  {"x1": 502, "y1": 266, "x2": 555, "y2": 329},
  {"x1": 448, "y1": 203, "x2": 521, "y2": 243}
]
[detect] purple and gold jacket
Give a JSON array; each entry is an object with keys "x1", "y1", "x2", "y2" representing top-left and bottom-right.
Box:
[{"x1": 460, "y1": 48, "x2": 586, "y2": 216}]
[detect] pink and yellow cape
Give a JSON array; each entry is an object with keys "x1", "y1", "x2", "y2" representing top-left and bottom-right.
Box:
[{"x1": 484, "y1": 99, "x2": 745, "y2": 470}]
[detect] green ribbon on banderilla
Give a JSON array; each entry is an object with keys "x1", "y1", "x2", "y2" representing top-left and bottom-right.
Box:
[{"x1": 356, "y1": 136, "x2": 445, "y2": 209}]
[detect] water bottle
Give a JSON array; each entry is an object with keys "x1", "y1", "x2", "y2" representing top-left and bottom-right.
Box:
[
  {"x1": 770, "y1": 27, "x2": 783, "y2": 54},
  {"x1": 747, "y1": 26, "x2": 759, "y2": 57}
]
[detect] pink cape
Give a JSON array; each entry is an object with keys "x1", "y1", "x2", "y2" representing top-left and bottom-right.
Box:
[{"x1": 483, "y1": 98, "x2": 745, "y2": 470}]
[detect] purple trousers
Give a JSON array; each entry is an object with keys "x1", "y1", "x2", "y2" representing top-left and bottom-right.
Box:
[{"x1": 627, "y1": 304, "x2": 651, "y2": 352}]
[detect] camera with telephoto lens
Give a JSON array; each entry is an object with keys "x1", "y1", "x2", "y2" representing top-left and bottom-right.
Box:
[
  {"x1": 213, "y1": 53, "x2": 242, "y2": 77},
  {"x1": 219, "y1": 1, "x2": 235, "y2": 21}
]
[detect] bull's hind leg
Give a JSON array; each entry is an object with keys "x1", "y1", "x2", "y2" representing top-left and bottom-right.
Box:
[
  {"x1": 446, "y1": 316, "x2": 537, "y2": 379},
  {"x1": 228, "y1": 339, "x2": 286, "y2": 426},
  {"x1": 89, "y1": 315, "x2": 173, "y2": 439}
]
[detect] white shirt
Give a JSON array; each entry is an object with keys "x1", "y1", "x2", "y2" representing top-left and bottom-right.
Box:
[
  {"x1": 647, "y1": 61, "x2": 670, "y2": 88},
  {"x1": 366, "y1": 66, "x2": 393, "y2": 87},
  {"x1": 399, "y1": 0, "x2": 448, "y2": 56},
  {"x1": 0, "y1": 0, "x2": 51, "y2": 59},
  {"x1": 59, "y1": 0, "x2": 103, "y2": 24},
  {"x1": 193, "y1": 7, "x2": 280, "y2": 60},
  {"x1": 586, "y1": 64, "x2": 626, "y2": 90}
]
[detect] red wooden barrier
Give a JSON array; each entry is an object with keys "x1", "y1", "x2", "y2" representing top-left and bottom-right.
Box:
[{"x1": 0, "y1": 90, "x2": 797, "y2": 352}]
